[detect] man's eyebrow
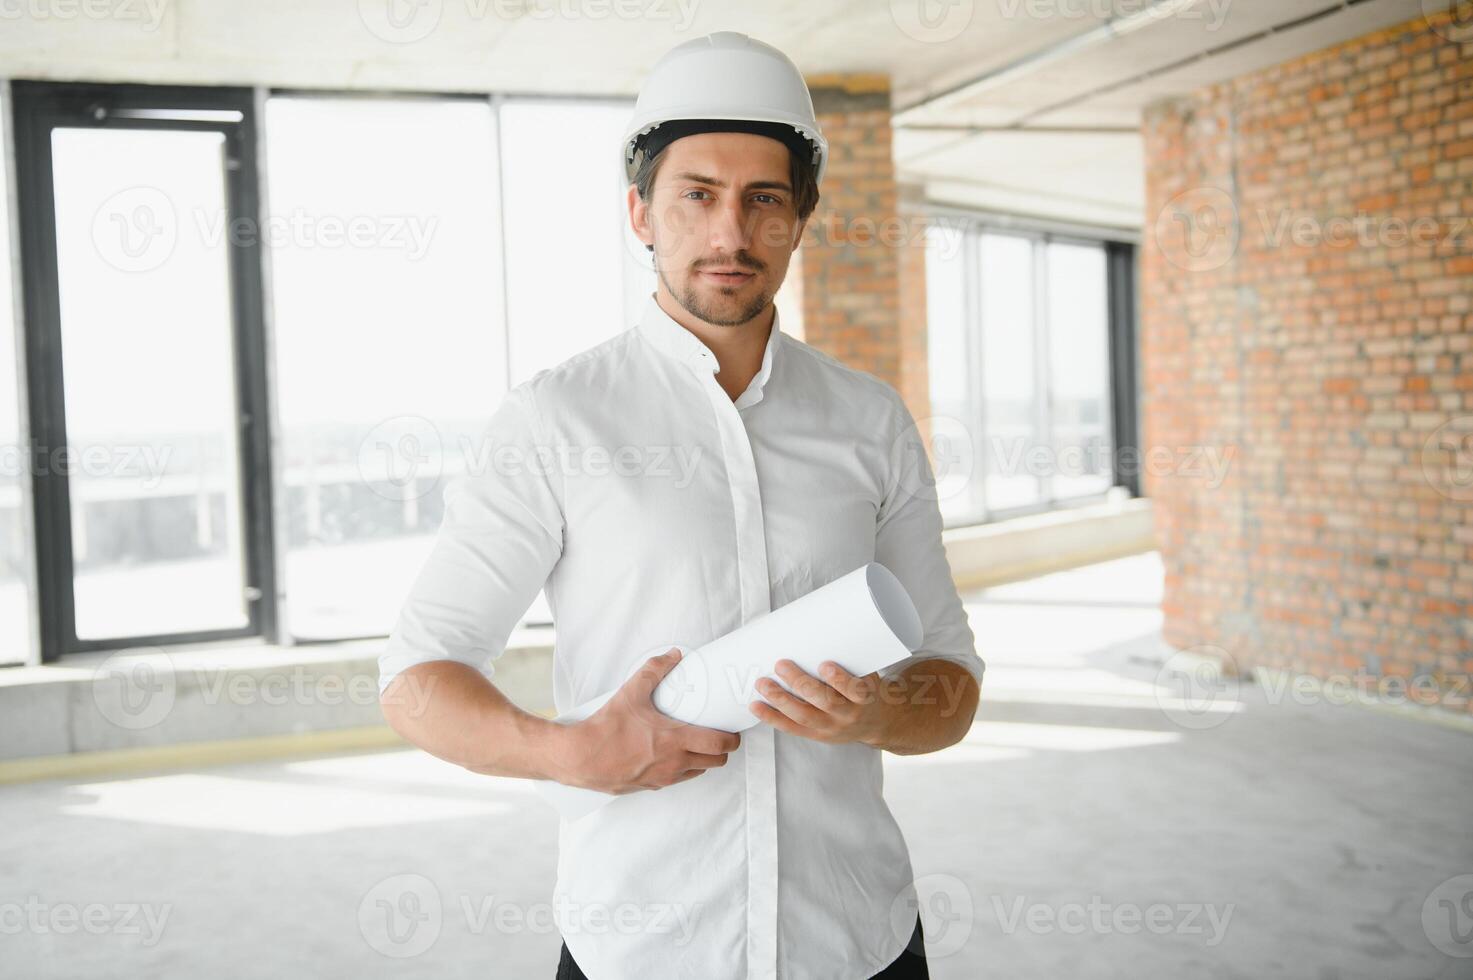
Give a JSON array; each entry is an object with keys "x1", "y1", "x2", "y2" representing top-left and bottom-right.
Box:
[{"x1": 671, "y1": 172, "x2": 793, "y2": 193}]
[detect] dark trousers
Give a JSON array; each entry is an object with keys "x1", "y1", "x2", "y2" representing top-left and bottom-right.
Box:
[{"x1": 555, "y1": 913, "x2": 929, "y2": 979}]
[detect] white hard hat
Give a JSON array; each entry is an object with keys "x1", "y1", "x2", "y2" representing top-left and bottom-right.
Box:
[{"x1": 621, "y1": 31, "x2": 828, "y2": 187}]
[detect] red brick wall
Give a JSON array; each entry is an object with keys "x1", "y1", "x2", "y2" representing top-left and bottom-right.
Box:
[
  {"x1": 1142, "y1": 7, "x2": 1473, "y2": 716},
  {"x1": 797, "y1": 75, "x2": 930, "y2": 425}
]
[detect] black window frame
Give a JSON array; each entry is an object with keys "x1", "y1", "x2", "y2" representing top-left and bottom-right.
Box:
[
  {"x1": 11, "y1": 80, "x2": 279, "y2": 662},
  {"x1": 924, "y1": 208, "x2": 1142, "y2": 527}
]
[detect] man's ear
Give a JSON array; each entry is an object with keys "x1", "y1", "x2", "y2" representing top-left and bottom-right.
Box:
[
  {"x1": 791, "y1": 214, "x2": 809, "y2": 252},
  {"x1": 628, "y1": 184, "x2": 654, "y2": 250}
]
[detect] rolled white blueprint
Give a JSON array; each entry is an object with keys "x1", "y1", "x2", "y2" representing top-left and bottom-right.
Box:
[{"x1": 534, "y1": 561, "x2": 924, "y2": 821}]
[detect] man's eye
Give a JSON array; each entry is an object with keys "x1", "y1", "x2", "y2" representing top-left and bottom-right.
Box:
[
  {"x1": 754, "y1": 194, "x2": 781, "y2": 205},
  {"x1": 684, "y1": 190, "x2": 710, "y2": 200}
]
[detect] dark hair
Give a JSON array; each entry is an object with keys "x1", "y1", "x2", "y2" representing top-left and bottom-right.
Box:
[{"x1": 631, "y1": 137, "x2": 821, "y2": 253}]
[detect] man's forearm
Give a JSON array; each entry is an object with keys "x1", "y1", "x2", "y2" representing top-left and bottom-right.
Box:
[
  {"x1": 863, "y1": 658, "x2": 980, "y2": 755},
  {"x1": 380, "y1": 660, "x2": 576, "y2": 781}
]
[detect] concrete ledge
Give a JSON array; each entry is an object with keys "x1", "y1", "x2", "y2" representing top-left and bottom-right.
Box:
[
  {"x1": 0, "y1": 498, "x2": 1159, "y2": 778},
  {"x1": 0, "y1": 724, "x2": 407, "y2": 785},
  {"x1": 944, "y1": 495, "x2": 1156, "y2": 590},
  {"x1": 0, "y1": 629, "x2": 557, "y2": 768}
]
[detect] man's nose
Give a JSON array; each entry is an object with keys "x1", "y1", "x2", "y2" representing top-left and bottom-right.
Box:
[{"x1": 707, "y1": 196, "x2": 753, "y2": 253}]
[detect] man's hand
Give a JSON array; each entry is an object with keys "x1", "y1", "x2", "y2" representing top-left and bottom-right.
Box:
[
  {"x1": 747, "y1": 658, "x2": 891, "y2": 746},
  {"x1": 748, "y1": 657, "x2": 980, "y2": 754},
  {"x1": 555, "y1": 648, "x2": 742, "y2": 795}
]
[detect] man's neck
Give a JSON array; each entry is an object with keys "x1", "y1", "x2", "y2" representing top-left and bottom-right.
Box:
[{"x1": 655, "y1": 288, "x2": 773, "y2": 403}]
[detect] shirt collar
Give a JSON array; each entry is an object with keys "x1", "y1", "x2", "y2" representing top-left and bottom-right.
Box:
[{"x1": 636, "y1": 292, "x2": 783, "y2": 410}]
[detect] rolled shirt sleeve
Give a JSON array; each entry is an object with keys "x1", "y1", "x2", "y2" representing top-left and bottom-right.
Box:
[
  {"x1": 378, "y1": 382, "x2": 565, "y2": 697},
  {"x1": 873, "y1": 390, "x2": 984, "y2": 689}
]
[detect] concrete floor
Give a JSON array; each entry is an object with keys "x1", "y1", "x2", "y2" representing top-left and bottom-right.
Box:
[{"x1": 2, "y1": 552, "x2": 1471, "y2": 979}]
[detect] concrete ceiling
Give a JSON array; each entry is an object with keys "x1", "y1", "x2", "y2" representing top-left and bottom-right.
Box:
[{"x1": 0, "y1": 0, "x2": 1448, "y2": 232}]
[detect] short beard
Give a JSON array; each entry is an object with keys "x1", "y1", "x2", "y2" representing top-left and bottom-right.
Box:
[{"x1": 657, "y1": 261, "x2": 772, "y2": 327}]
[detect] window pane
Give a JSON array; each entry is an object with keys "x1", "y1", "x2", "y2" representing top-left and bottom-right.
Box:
[
  {"x1": 265, "y1": 97, "x2": 505, "y2": 639},
  {"x1": 978, "y1": 233, "x2": 1042, "y2": 511},
  {"x1": 1046, "y1": 242, "x2": 1112, "y2": 499},
  {"x1": 924, "y1": 220, "x2": 979, "y2": 526},
  {"x1": 51, "y1": 127, "x2": 250, "y2": 639},
  {"x1": 499, "y1": 100, "x2": 651, "y2": 387},
  {"x1": 0, "y1": 97, "x2": 30, "y2": 663},
  {"x1": 925, "y1": 221, "x2": 968, "y2": 410}
]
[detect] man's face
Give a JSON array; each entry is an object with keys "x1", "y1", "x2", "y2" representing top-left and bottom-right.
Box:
[{"x1": 628, "y1": 131, "x2": 806, "y2": 327}]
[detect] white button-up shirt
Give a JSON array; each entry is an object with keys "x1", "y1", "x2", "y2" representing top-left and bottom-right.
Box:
[{"x1": 379, "y1": 292, "x2": 984, "y2": 979}]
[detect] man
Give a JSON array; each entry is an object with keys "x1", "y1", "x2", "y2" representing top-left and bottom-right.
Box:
[{"x1": 378, "y1": 31, "x2": 984, "y2": 980}]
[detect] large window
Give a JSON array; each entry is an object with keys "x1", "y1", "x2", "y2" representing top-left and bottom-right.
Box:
[
  {"x1": 14, "y1": 83, "x2": 273, "y2": 663},
  {"x1": 52, "y1": 126, "x2": 252, "y2": 640},
  {"x1": 924, "y1": 216, "x2": 1136, "y2": 527},
  {"x1": 499, "y1": 99, "x2": 654, "y2": 386},
  {"x1": 265, "y1": 95, "x2": 506, "y2": 640},
  {"x1": 10, "y1": 83, "x2": 658, "y2": 662}
]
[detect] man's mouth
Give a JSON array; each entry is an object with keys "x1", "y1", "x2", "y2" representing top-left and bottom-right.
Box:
[{"x1": 699, "y1": 269, "x2": 755, "y2": 285}]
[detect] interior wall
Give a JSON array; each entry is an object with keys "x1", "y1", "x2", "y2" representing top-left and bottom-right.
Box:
[{"x1": 1141, "y1": 6, "x2": 1473, "y2": 716}]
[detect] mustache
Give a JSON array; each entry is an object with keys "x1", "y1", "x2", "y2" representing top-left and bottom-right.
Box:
[{"x1": 694, "y1": 257, "x2": 763, "y2": 272}]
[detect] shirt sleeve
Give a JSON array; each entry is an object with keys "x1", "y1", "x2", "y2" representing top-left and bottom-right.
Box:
[
  {"x1": 377, "y1": 382, "x2": 565, "y2": 697},
  {"x1": 872, "y1": 390, "x2": 985, "y2": 690}
]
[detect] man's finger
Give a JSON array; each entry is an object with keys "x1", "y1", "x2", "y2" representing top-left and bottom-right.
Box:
[
  {"x1": 755, "y1": 677, "x2": 829, "y2": 728},
  {"x1": 771, "y1": 659, "x2": 846, "y2": 712}
]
